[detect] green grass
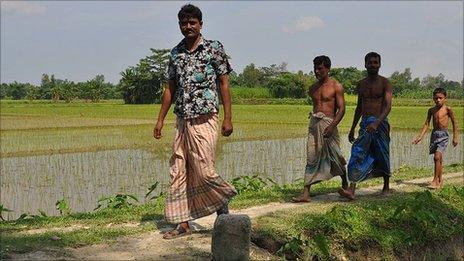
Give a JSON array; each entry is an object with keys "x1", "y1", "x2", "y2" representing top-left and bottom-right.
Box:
[
  {"x1": 230, "y1": 86, "x2": 272, "y2": 99},
  {"x1": 1, "y1": 100, "x2": 462, "y2": 157},
  {"x1": 229, "y1": 164, "x2": 463, "y2": 209},
  {"x1": 0, "y1": 225, "x2": 155, "y2": 258},
  {"x1": 253, "y1": 184, "x2": 464, "y2": 260}
]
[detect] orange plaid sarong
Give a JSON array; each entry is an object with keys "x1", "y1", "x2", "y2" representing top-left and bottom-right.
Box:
[{"x1": 164, "y1": 114, "x2": 237, "y2": 224}]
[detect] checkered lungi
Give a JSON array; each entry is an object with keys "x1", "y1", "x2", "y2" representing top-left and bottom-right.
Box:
[{"x1": 164, "y1": 114, "x2": 237, "y2": 224}]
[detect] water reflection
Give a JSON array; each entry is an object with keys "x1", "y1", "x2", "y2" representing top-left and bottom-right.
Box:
[{"x1": 1, "y1": 132, "x2": 462, "y2": 219}]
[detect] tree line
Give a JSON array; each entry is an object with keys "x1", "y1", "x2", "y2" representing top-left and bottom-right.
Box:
[{"x1": 1, "y1": 49, "x2": 463, "y2": 102}]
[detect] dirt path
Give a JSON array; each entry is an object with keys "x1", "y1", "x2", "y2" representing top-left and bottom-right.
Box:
[{"x1": 11, "y1": 172, "x2": 463, "y2": 260}]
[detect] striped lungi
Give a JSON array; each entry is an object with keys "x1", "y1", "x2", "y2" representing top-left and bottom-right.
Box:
[
  {"x1": 164, "y1": 113, "x2": 237, "y2": 224},
  {"x1": 304, "y1": 112, "x2": 346, "y2": 186}
]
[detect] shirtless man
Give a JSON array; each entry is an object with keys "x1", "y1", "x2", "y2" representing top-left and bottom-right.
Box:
[
  {"x1": 292, "y1": 55, "x2": 348, "y2": 203},
  {"x1": 413, "y1": 87, "x2": 459, "y2": 188},
  {"x1": 339, "y1": 52, "x2": 393, "y2": 200}
]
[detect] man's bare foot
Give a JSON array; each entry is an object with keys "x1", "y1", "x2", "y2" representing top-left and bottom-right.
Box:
[
  {"x1": 291, "y1": 196, "x2": 311, "y2": 203},
  {"x1": 338, "y1": 188, "x2": 355, "y2": 200},
  {"x1": 163, "y1": 224, "x2": 191, "y2": 239},
  {"x1": 380, "y1": 188, "x2": 395, "y2": 196}
]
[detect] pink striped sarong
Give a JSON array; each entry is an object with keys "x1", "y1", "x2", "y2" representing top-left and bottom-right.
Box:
[{"x1": 164, "y1": 114, "x2": 237, "y2": 224}]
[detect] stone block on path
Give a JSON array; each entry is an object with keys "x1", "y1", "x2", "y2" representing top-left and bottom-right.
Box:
[{"x1": 211, "y1": 214, "x2": 251, "y2": 261}]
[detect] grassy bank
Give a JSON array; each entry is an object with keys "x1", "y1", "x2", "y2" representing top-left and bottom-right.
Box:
[
  {"x1": 1, "y1": 164, "x2": 462, "y2": 257},
  {"x1": 252, "y1": 185, "x2": 464, "y2": 260}
]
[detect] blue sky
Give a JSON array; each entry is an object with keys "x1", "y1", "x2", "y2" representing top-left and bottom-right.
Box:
[{"x1": 1, "y1": 1, "x2": 463, "y2": 85}]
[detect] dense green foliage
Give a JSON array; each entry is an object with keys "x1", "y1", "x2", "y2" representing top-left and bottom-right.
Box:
[
  {"x1": 2, "y1": 52, "x2": 462, "y2": 102},
  {"x1": 1, "y1": 75, "x2": 120, "y2": 102},
  {"x1": 119, "y1": 48, "x2": 170, "y2": 104}
]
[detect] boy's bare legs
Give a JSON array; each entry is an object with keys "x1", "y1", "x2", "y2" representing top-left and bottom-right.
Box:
[
  {"x1": 430, "y1": 151, "x2": 443, "y2": 188},
  {"x1": 292, "y1": 185, "x2": 311, "y2": 203}
]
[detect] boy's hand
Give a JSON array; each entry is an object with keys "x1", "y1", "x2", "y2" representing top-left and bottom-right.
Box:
[
  {"x1": 412, "y1": 136, "x2": 421, "y2": 144},
  {"x1": 452, "y1": 137, "x2": 458, "y2": 147}
]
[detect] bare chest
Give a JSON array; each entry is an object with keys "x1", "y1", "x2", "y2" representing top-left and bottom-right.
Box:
[
  {"x1": 311, "y1": 87, "x2": 335, "y2": 103},
  {"x1": 359, "y1": 82, "x2": 385, "y2": 99},
  {"x1": 433, "y1": 109, "x2": 449, "y2": 123}
]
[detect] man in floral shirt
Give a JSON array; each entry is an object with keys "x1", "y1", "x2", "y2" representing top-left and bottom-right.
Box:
[{"x1": 153, "y1": 4, "x2": 237, "y2": 239}]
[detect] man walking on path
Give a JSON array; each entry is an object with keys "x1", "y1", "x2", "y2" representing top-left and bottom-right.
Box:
[
  {"x1": 154, "y1": 4, "x2": 237, "y2": 239},
  {"x1": 339, "y1": 52, "x2": 393, "y2": 200},
  {"x1": 292, "y1": 55, "x2": 349, "y2": 203}
]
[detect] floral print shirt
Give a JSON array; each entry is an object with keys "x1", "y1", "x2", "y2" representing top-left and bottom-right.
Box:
[{"x1": 167, "y1": 36, "x2": 232, "y2": 119}]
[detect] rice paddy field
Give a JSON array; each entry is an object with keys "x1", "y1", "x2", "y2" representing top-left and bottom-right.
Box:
[{"x1": 1, "y1": 99, "x2": 463, "y2": 219}]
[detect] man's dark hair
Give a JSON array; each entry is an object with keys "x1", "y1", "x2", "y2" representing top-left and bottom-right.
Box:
[
  {"x1": 178, "y1": 4, "x2": 202, "y2": 22},
  {"x1": 365, "y1": 52, "x2": 381, "y2": 63},
  {"x1": 433, "y1": 87, "x2": 447, "y2": 97},
  {"x1": 313, "y1": 55, "x2": 331, "y2": 69}
]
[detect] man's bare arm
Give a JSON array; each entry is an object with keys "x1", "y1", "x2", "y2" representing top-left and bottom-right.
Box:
[
  {"x1": 448, "y1": 106, "x2": 459, "y2": 146},
  {"x1": 376, "y1": 79, "x2": 393, "y2": 123},
  {"x1": 323, "y1": 83, "x2": 345, "y2": 138},
  {"x1": 413, "y1": 108, "x2": 432, "y2": 144},
  {"x1": 349, "y1": 84, "x2": 363, "y2": 142},
  {"x1": 366, "y1": 79, "x2": 392, "y2": 132},
  {"x1": 332, "y1": 83, "x2": 346, "y2": 126},
  {"x1": 154, "y1": 79, "x2": 176, "y2": 139},
  {"x1": 218, "y1": 74, "x2": 233, "y2": 137}
]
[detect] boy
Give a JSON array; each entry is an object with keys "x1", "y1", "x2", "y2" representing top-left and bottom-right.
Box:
[{"x1": 412, "y1": 87, "x2": 459, "y2": 189}]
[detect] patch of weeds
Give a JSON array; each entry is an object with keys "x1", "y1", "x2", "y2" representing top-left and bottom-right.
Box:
[
  {"x1": 94, "y1": 194, "x2": 139, "y2": 210},
  {"x1": 55, "y1": 199, "x2": 72, "y2": 216}
]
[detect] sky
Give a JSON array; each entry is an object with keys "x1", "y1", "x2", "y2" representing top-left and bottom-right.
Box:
[{"x1": 1, "y1": 1, "x2": 463, "y2": 85}]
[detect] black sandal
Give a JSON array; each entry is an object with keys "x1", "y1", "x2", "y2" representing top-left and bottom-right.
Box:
[{"x1": 162, "y1": 225, "x2": 191, "y2": 239}]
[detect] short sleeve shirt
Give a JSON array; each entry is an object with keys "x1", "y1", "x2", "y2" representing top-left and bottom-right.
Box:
[{"x1": 167, "y1": 36, "x2": 232, "y2": 119}]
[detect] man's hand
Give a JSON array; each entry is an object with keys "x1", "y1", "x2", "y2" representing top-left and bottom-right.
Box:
[
  {"x1": 412, "y1": 136, "x2": 422, "y2": 145},
  {"x1": 153, "y1": 120, "x2": 164, "y2": 139},
  {"x1": 453, "y1": 137, "x2": 458, "y2": 147},
  {"x1": 366, "y1": 121, "x2": 380, "y2": 133},
  {"x1": 348, "y1": 129, "x2": 356, "y2": 143},
  {"x1": 323, "y1": 125, "x2": 335, "y2": 138},
  {"x1": 222, "y1": 119, "x2": 233, "y2": 137}
]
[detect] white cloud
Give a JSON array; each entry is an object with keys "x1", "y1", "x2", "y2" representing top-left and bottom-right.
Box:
[
  {"x1": 283, "y1": 16, "x2": 325, "y2": 33},
  {"x1": 1, "y1": 1, "x2": 46, "y2": 14}
]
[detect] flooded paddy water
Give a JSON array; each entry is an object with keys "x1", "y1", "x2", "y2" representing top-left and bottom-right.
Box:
[{"x1": 1, "y1": 131, "x2": 462, "y2": 219}]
